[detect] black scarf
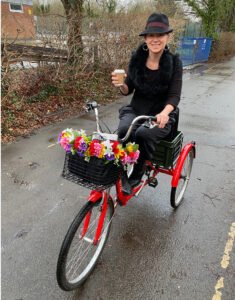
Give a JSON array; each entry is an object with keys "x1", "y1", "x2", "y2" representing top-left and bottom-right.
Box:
[{"x1": 128, "y1": 43, "x2": 175, "y2": 96}]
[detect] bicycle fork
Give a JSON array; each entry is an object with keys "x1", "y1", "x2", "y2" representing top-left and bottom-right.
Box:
[{"x1": 81, "y1": 190, "x2": 112, "y2": 246}]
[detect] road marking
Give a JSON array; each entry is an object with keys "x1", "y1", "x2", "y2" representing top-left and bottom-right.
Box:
[
  {"x1": 221, "y1": 222, "x2": 235, "y2": 269},
  {"x1": 212, "y1": 222, "x2": 235, "y2": 300},
  {"x1": 212, "y1": 277, "x2": 224, "y2": 300}
]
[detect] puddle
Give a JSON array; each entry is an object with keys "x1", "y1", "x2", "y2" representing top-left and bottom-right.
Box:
[{"x1": 188, "y1": 64, "x2": 208, "y2": 76}]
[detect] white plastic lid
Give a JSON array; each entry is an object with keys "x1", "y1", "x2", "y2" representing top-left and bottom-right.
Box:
[{"x1": 114, "y1": 69, "x2": 125, "y2": 73}]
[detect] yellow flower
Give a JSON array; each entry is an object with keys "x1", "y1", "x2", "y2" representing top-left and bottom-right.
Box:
[
  {"x1": 115, "y1": 147, "x2": 124, "y2": 159},
  {"x1": 84, "y1": 149, "x2": 90, "y2": 158},
  {"x1": 82, "y1": 134, "x2": 90, "y2": 143},
  {"x1": 126, "y1": 143, "x2": 133, "y2": 153}
]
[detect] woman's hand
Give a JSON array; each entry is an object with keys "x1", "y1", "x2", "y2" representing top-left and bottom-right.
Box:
[
  {"x1": 155, "y1": 104, "x2": 174, "y2": 128},
  {"x1": 155, "y1": 112, "x2": 169, "y2": 128},
  {"x1": 111, "y1": 71, "x2": 129, "y2": 95}
]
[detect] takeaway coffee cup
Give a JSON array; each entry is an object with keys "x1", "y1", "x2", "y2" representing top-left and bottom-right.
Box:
[{"x1": 113, "y1": 69, "x2": 125, "y2": 86}]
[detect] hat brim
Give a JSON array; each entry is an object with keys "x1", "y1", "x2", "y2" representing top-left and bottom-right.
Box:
[{"x1": 139, "y1": 27, "x2": 173, "y2": 36}]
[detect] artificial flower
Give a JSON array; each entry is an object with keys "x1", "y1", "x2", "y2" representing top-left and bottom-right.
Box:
[{"x1": 58, "y1": 128, "x2": 140, "y2": 166}]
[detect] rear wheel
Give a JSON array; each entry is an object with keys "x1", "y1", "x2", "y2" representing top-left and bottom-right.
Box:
[
  {"x1": 56, "y1": 198, "x2": 114, "y2": 291},
  {"x1": 170, "y1": 149, "x2": 194, "y2": 208}
]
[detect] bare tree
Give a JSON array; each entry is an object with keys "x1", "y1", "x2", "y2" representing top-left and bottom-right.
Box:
[
  {"x1": 154, "y1": 0, "x2": 183, "y2": 17},
  {"x1": 61, "y1": 0, "x2": 84, "y2": 64},
  {"x1": 97, "y1": 0, "x2": 117, "y2": 13}
]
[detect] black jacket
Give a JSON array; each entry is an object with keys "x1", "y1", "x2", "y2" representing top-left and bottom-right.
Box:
[{"x1": 124, "y1": 43, "x2": 183, "y2": 115}]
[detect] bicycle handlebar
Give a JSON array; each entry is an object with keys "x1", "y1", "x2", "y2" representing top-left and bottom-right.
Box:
[
  {"x1": 85, "y1": 101, "x2": 158, "y2": 143},
  {"x1": 120, "y1": 115, "x2": 157, "y2": 143}
]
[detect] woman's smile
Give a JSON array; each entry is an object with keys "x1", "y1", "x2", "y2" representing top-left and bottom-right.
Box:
[{"x1": 145, "y1": 33, "x2": 170, "y2": 53}]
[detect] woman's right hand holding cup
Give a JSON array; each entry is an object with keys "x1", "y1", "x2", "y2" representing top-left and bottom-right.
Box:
[{"x1": 111, "y1": 69, "x2": 126, "y2": 87}]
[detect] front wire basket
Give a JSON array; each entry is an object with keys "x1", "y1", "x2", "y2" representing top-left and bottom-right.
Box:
[{"x1": 62, "y1": 153, "x2": 122, "y2": 191}]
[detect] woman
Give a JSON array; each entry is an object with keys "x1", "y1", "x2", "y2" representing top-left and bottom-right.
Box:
[{"x1": 112, "y1": 13, "x2": 183, "y2": 193}]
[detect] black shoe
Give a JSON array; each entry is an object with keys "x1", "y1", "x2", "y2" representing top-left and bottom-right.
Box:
[
  {"x1": 130, "y1": 159, "x2": 145, "y2": 178},
  {"x1": 129, "y1": 178, "x2": 142, "y2": 188},
  {"x1": 128, "y1": 160, "x2": 145, "y2": 188},
  {"x1": 121, "y1": 172, "x2": 132, "y2": 195}
]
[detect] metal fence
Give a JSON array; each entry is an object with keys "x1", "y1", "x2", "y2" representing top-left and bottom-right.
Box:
[{"x1": 177, "y1": 37, "x2": 213, "y2": 66}]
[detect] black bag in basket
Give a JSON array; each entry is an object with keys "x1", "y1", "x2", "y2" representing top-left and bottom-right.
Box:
[{"x1": 63, "y1": 153, "x2": 121, "y2": 188}]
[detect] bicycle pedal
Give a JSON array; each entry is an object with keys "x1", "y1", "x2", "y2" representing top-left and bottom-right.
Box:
[{"x1": 148, "y1": 177, "x2": 158, "y2": 188}]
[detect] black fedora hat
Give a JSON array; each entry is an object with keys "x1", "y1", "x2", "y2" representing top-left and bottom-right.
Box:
[{"x1": 139, "y1": 13, "x2": 173, "y2": 36}]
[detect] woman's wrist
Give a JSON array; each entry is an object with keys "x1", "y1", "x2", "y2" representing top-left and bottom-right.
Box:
[
  {"x1": 162, "y1": 104, "x2": 174, "y2": 116},
  {"x1": 119, "y1": 84, "x2": 128, "y2": 95}
]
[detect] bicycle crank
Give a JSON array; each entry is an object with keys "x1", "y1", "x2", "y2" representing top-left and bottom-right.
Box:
[{"x1": 148, "y1": 177, "x2": 158, "y2": 188}]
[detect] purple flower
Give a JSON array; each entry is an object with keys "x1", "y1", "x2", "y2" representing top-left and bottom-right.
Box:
[
  {"x1": 80, "y1": 142, "x2": 88, "y2": 152},
  {"x1": 65, "y1": 144, "x2": 71, "y2": 153},
  {"x1": 105, "y1": 154, "x2": 115, "y2": 161},
  {"x1": 77, "y1": 151, "x2": 85, "y2": 157}
]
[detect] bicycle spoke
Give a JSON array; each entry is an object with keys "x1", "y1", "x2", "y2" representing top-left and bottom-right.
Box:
[
  {"x1": 67, "y1": 221, "x2": 109, "y2": 281},
  {"x1": 68, "y1": 242, "x2": 93, "y2": 279},
  {"x1": 66, "y1": 225, "x2": 96, "y2": 273},
  {"x1": 57, "y1": 199, "x2": 114, "y2": 290},
  {"x1": 65, "y1": 206, "x2": 109, "y2": 281},
  {"x1": 66, "y1": 219, "x2": 97, "y2": 273},
  {"x1": 171, "y1": 149, "x2": 194, "y2": 208}
]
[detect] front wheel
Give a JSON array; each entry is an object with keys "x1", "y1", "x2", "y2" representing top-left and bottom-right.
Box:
[
  {"x1": 170, "y1": 149, "x2": 194, "y2": 208},
  {"x1": 56, "y1": 198, "x2": 114, "y2": 291}
]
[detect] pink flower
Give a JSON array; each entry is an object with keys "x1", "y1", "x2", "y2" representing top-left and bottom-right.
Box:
[
  {"x1": 60, "y1": 137, "x2": 70, "y2": 151},
  {"x1": 120, "y1": 150, "x2": 140, "y2": 165},
  {"x1": 90, "y1": 141, "x2": 103, "y2": 157},
  {"x1": 130, "y1": 150, "x2": 140, "y2": 162},
  {"x1": 120, "y1": 153, "x2": 128, "y2": 165}
]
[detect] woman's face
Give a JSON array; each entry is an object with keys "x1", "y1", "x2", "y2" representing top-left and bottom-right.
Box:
[{"x1": 144, "y1": 33, "x2": 170, "y2": 54}]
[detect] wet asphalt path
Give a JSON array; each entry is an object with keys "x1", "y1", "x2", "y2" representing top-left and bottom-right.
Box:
[{"x1": 2, "y1": 58, "x2": 235, "y2": 300}]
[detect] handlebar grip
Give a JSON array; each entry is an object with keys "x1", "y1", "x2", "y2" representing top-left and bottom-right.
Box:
[
  {"x1": 150, "y1": 116, "x2": 157, "y2": 122},
  {"x1": 85, "y1": 100, "x2": 99, "y2": 111}
]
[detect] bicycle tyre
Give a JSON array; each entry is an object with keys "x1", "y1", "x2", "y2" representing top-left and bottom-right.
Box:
[
  {"x1": 170, "y1": 149, "x2": 194, "y2": 208},
  {"x1": 56, "y1": 198, "x2": 114, "y2": 291}
]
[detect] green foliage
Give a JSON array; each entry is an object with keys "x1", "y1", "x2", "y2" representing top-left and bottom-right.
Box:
[
  {"x1": 183, "y1": 0, "x2": 218, "y2": 38},
  {"x1": 217, "y1": 0, "x2": 235, "y2": 32},
  {"x1": 27, "y1": 85, "x2": 59, "y2": 103},
  {"x1": 183, "y1": 0, "x2": 235, "y2": 39}
]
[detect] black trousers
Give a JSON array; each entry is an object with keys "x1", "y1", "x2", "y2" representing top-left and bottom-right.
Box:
[{"x1": 118, "y1": 105, "x2": 176, "y2": 161}]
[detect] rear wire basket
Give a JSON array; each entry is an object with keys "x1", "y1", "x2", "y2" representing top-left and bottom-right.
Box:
[
  {"x1": 62, "y1": 153, "x2": 121, "y2": 191},
  {"x1": 152, "y1": 131, "x2": 183, "y2": 169}
]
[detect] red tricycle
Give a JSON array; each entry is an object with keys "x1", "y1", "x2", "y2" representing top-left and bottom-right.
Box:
[{"x1": 56, "y1": 101, "x2": 196, "y2": 291}]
